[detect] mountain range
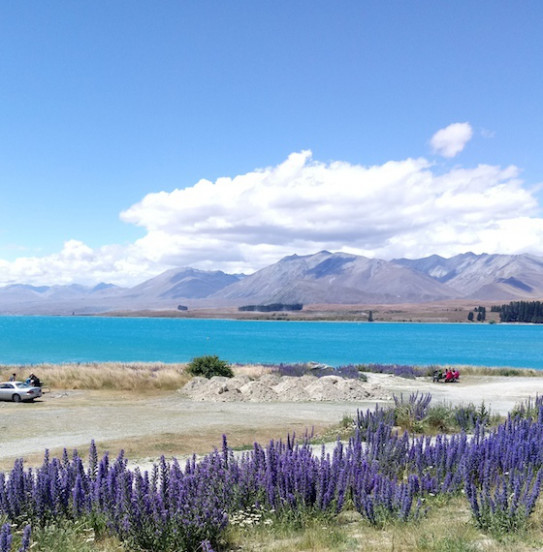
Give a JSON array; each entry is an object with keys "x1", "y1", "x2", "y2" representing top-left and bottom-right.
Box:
[{"x1": 1, "y1": 251, "x2": 543, "y2": 315}]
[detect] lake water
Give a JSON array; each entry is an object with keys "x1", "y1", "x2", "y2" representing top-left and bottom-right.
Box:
[{"x1": 0, "y1": 316, "x2": 541, "y2": 369}]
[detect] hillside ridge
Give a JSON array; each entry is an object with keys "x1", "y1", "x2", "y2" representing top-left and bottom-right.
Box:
[{"x1": 1, "y1": 251, "x2": 543, "y2": 314}]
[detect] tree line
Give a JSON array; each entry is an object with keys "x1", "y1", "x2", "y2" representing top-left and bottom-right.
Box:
[
  {"x1": 238, "y1": 303, "x2": 303, "y2": 312},
  {"x1": 495, "y1": 301, "x2": 543, "y2": 323},
  {"x1": 467, "y1": 306, "x2": 486, "y2": 322}
]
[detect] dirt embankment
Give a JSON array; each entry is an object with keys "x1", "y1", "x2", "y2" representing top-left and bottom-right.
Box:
[{"x1": 181, "y1": 373, "x2": 389, "y2": 402}]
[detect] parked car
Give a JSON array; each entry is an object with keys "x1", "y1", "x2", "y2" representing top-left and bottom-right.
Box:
[{"x1": 0, "y1": 381, "x2": 42, "y2": 402}]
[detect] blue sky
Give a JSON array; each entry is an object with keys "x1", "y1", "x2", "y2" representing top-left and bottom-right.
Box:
[{"x1": 1, "y1": 1, "x2": 543, "y2": 285}]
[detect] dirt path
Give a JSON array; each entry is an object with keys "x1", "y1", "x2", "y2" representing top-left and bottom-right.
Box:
[
  {"x1": 370, "y1": 373, "x2": 543, "y2": 414},
  {"x1": 2, "y1": 373, "x2": 543, "y2": 469},
  {"x1": 0, "y1": 389, "x2": 376, "y2": 467}
]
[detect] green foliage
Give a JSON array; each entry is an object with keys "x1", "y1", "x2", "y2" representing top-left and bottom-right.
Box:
[
  {"x1": 340, "y1": 413, "x2": 355, "y2": 429},
  {"x1": 392, "y1": 399, "x2": 501, "y2": 434},
  {"x1": 452, "y1": 401, "x2": 502, "y2": 431},
  {"x1": 424, "y1": 403, "x2": 456, "y2": 433},
  {"x1": 186, "y1": 355, "x2": 234, "y2": 378},
  {"x1": 468, "y1": 306, "x2": 486, "y2": 322},
  {"x1": 421, "y1": 535, "x2": 480, "y2": 552},
  {"x1": 511, "y1": 395, "x2": 543, "y2": 420},
  {"x1": 228, "y1": 512, "x2": 354, "y2": 552}
]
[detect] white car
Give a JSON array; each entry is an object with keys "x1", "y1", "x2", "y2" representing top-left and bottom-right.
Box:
[{"x1": 0, "y1": 381, "x2": 42, "y2": 402}]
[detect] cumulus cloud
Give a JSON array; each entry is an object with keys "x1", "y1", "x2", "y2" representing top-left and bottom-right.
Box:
[
  {"x1": 0, "y1": 240, "x2": 156, "y2": 287},
  {"x1": 118, "y1": 151, "x2": 540, "y2": 272},
  {"x1": 430, "y1": 122, "x2": 473, "y2": 158},
  {"x1": 2, "y1": 137, "x2": 543, "y2": 286}
]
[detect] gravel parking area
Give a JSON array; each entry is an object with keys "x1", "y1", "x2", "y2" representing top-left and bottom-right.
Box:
[{"x1": 2, "y1": 372, "x2": 543, "y2": 468}]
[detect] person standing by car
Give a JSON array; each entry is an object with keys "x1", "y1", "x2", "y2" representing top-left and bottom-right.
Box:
[{"x1": 9, "y1": 373, "x2": 16, "y2": 381}]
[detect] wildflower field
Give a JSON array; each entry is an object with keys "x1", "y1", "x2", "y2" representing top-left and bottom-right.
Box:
[{"x1": 2, "y1": 394, "x2": 543, "y2": 551}]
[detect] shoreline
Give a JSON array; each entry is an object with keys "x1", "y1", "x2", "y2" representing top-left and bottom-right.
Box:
[
  {"x1": 2, "y1": 298, "x2": 515, "y2": 323},
  {"x1": 97, "y1": 299, "x2": 504, "y2": 323},
  {"x1": 3, "y1": 361, "x2": 543, "y2": 375}
]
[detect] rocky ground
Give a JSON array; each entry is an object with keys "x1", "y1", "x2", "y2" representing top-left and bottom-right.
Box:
[{"x1": 180, "y1": 373, "x2": 390, "y2": 402}]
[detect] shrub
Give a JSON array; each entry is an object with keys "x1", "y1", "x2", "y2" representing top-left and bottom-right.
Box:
[
  {"x1": 425, "y1": 402, "x2": 457, "y2": 433},
  {"x1": 465, "y1": 465, "x2": 543, "y2": 534},
  {"x1": 511, "y1": 394, "x2": 543, "y2": 420},
  {"x1": 187, "y1": 355, "x2": 234, "y2": 379},
  {"x1": 453, "y1": 402, "x2": 497, "y2": 431},
  {"x1": 356, "y1": 404, "x2": 395, "y2": 439},
  {"x1": 393, "y1": 392, "x2": 432, "y2": 431}
]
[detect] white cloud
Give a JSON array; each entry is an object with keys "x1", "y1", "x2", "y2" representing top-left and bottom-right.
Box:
[
  {"x1": 2, "y1": 138, "x2": 543, "y2": 286},
  {"x1": 120, "y1": 151, "x2": 538, "y2": 267},
  {"x1": 430, "y1": 122, "x2": 473, "y2": 158},
  {"x1": 0, "y1": 240, "x2": 156, "y2": 287}
]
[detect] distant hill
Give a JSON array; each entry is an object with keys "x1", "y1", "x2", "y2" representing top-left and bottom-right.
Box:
[
  {"x1": 393, "y1": 253, "x2": 543, "y2": 299},
  {"x1": 2, "y1": 251, "x2": 543, "y2": 314},
  {"x1": 0, "y1": 282, "x2": 125, "y2": 315},
  {"x1": 212, "y1": 251, "x2": 456, "y2": 305},
  {"x1": 126, "y1": 267, "x2": 242, "y2": 300},
  {"x1": 0, "y1": 268, "x2": 242, "y2": 315}
]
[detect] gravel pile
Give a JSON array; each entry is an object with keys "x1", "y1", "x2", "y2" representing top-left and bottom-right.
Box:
[{"x1": 180, "y1": 374, "x2": 388, "y2": 402}]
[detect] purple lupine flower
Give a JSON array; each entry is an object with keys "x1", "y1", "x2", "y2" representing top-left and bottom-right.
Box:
[
  {"x1": 393, "y1": 391, "x2": 432, "y2": 422},
  {"x1": 88, "y1": 440, "x2": 98, "y2": 480},
  {"x1": 72, "y1": 474, "x2": 86, "y2": 517},
  {"x1": 17, "y1": 525, "x2": 31, "y2": 552},
  {"x1": 0, "y1": 524, "x2": 12, "y2": 552},
  {"x1": 4, "y1": 398, "x2": 543, "y2": 549},
  {"x1": 200, "y1": 539, "x2": 215, "y2": 552},
  {"x1": 359, "y1": 363, "x2": 427, "y2": 379}
]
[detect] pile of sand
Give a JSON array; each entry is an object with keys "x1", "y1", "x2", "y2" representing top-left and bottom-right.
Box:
[{"x1": 180, "y1": 374, "x2": 388, "y2": 402}]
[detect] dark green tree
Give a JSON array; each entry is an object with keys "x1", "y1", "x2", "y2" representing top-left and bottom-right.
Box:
[
  {"x1": 187, "y1": 355, "x2": 234, "y2": 378},
  {"x1": 499, "y1": 301, "x2": 543, "y2": 323}
]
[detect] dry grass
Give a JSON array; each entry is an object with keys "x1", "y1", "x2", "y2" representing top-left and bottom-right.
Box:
[
  {"x1": 0, "y1": 361, "x2": 273, "y2": 392},
  {"x1": 231, "y1": 363, "x2": 274, "y2": 378},
  {"x1": 229, "y1": 495, "x2": 543, "y2": 551},
  {"x1": 0, "y1": 362, "x2": 191, "y2": 391},
  {"x1": 90, "y1": 423, "x2": 330, "y2": 462},
  {"x1": 5, "y1": 490, "x2": 543, "y2": 551},
  {"x1": 458, "y1": 365, "x2": 543, "y2": 377},
  {"x1": 0, "y1": 421, "x2": 335, "y2": 472}
]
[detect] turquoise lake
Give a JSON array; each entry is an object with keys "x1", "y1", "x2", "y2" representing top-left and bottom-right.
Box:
[{"x1": 0, "y1": 316, "x2": 542, "y2": 369}]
